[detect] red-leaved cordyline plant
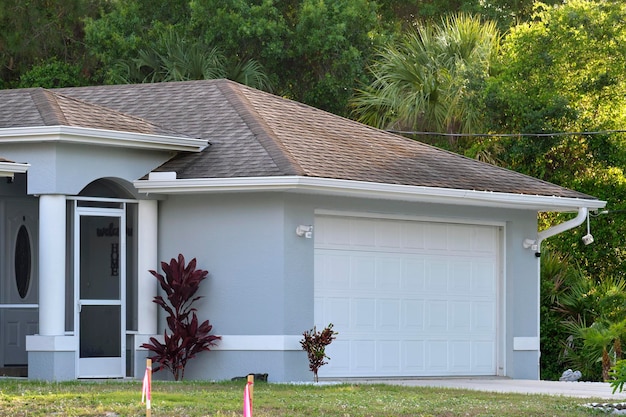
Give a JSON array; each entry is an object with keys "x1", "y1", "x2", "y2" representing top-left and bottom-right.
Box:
[
  {"x1": 300, "y1": 323, "x2": 337, "y2": 382},
  {"x1": 141, "y1": 254, "x2": 221, "y2": 381}
]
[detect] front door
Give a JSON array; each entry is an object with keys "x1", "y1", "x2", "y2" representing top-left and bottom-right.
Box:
[
  {"x1": 75, "y1": 207, "x2": 125, "y2": 378},
  {"x1": 2, "y1": 200, "x2": 38, "y2": 367}
]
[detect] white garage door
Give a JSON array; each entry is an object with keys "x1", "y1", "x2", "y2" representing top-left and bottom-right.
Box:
[{"x1": 314, "y1": 214, "x2": 500, "y2": 378}]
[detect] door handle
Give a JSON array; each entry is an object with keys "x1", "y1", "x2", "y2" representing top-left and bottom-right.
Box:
[{"x1": 77, "y1": 301, "x2": 82, "y2": 313}]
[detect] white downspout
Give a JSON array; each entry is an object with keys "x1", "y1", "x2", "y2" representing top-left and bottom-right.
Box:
[
  {"x1": 524, "y1": 206, "x2": 588, "y2": 378},
  {"x1": 522, "y1": 206, "x2": 589, "y2": 257},
  {"x1": 536, "y1": 206, "x2": 588, "y2": 255}
]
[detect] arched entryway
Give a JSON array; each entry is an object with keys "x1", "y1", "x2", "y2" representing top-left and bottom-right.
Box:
[{"x1": 69, "y1": 179, "x2": 138, "y2": 378}]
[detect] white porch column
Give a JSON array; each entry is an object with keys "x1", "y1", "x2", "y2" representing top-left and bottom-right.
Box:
[
  {"x1": 38, "y1": 194, "x2": 66, "y2": 336},
  {"x1": 137, "y1": 199, "x2": 158, "y2": 334}
]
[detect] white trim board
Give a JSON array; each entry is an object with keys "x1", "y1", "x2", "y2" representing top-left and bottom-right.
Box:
[
  {"x1": 0, "y1": 126, "x2": 208, "y2": 152},
  {"x1": 134, "y1": 176, "x2": 606, "y2": 212}
]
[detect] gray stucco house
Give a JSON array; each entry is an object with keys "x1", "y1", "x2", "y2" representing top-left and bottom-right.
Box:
[{"x1": 0, "y1": 79, "x2": 605, "y2": 381}]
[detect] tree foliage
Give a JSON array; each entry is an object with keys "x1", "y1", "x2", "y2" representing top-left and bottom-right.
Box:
[
  {"x1": 0, "y1": 0, "x2": 102, "y2": 87},
  {"x1": 351, "y1": 13, "x2": 499, "y2": 147},
  {"x1": 483, "y1": 0, "x2": 626, "y2": 280}
]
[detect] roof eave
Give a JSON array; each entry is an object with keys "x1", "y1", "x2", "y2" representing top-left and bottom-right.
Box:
[
  {"x1": 0, "y1": 126, "x2": 208, "y2": 152},
  {"x1": 134, "y1": 175, "x2": 606, "y2": 212},
  {"x1": 0, "y1": 161, "x2": 30, "y2": 177}
]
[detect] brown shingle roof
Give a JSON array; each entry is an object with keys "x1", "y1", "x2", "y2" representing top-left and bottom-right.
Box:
[
  {"x1": 0, "y1": 79, "x2": 597, "y2": 200},
  {"x1": 0, "y1": 88, "x2": 193, "y2": 138}
]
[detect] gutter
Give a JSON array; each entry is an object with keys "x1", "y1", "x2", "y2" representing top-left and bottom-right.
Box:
[
  {"x1": 134, "y1": 175, "x2": 607, "y2": 212},
  {"x1": 523, "y1": 206, "x2": 589, "y2": 257}
]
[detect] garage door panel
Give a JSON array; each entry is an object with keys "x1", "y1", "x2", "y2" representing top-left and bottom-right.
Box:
[
  {"x1": 352, "y1": 299, "x2": 376, "y2": 331},
  {"x1": 425, "y1": 223, "x2": 448, "y2": 250},
  {"x1": 473, "y1": 302, "x2": 496, "y2": 332},
  {"x1": 317, "y1": 216, "x2": 351, "y2": 246},
  {"x1": 426, "y1": 300, "x2": 448, "y2": 332},
  {"x1": 326, "y1": 341, "x2": 351, "y2": 373},
  {"x1": 472, "y1": 341, "x2": 496, "y2": 371},
  {"x1": 401, "y1": 222, "x2": 425, "y2": 249},
  {"x1": 352, "y1": 340, "x2": 376, "y2": 372},
  {"x1": 403, "y1": 341, "x2": 425, "y2": 371},
  {"x1": 449, "y1": 225, "x2": 473, "y2": 252},
  {"x1": 376, "y1": 257, "x2": 402, "y2": 290},
  {"x1": 352, "y1": 256, "x2": 376, "y2": 289},
  {"x1": 376, "y1": 220, "x2": 402, "y2": 249},
  {"x1": 402, "y1": 299, "x2": 425, "y2": 330},
  {"x1": 377, "y1": 299, "x2": 401, "y2": 331},
  {"x1": 401, "y1": 259, "x2": 426, "y2": 291},
  {"x1": 351, "y1": 218, "x2": 377, "y2": 247},
  {"x1": 426, "y1": 260, "x2": 448, "y2": 292},
  {"x1": 450, "y1": 341, "x2": 472, "y2": 371},
  {"x1": 473, "y1": 263, "x2": 497, "y2": 294},
  {"x1": 315, "y1": 297, "x2": 351, "y2": 329},
  {"x1": 426, "y1": 341, "x2": 448, "y2": 370},
  {"x1": 473, "y1": 227, "x2": 497, "y2": 253},
  {"x1": 315, "y1": 252, "x2": 351, "y2": 290},
  {"x1": 449, "y1": 261, "x2": 473, "y2": 293},
  {"x1": 315, "y1": 215, "x2": 499, "y2": 378},
  {"x1": 450, "y1": 301, "x2": 472, "y2": 332},
  {"x1": 378, "y1": 341, "x2": 401, "y2": 372}
]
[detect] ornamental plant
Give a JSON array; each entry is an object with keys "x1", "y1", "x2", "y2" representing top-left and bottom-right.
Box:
[
  {"x1": 141, "y1": 254, "x2": 220, "y2": 381},
  {"x1": 300, "y1": 323, "x2": 338, "y2": 382},
  {"x1": 611, "y1": 359, "x2": 626, "y2": 393}
]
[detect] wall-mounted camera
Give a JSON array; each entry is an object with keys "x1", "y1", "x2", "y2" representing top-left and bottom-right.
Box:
[{"x1": 582, "y1": 233, "x2": 594, "y2": 246}]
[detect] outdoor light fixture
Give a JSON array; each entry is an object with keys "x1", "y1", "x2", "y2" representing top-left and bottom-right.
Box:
[
  {"x1": 296, "y1": 225, "x2": 313, "y2": 239},
  {"x1": 522, "y1": 238, "x2": 538, "y2": 252}
]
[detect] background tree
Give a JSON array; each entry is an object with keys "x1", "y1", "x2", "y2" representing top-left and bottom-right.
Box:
[
  {"x1": 0, "y1": 0, "x2": 102, "y2": 88},
  {"x1": 111, "y1": 29, "x2": 272, "y2": 90},
  {"x1": 351, "y1": 14, "x2": 500, "y2": 149},
  {"x1": 483, "y1": 0, "x2": 626, "y2": 280},
  {"x1": 188, "y1": 0, "x2": 380, "y2": 115},
  {"x1": 377, "y1": 0, "x2": 564, "y2": 32}
]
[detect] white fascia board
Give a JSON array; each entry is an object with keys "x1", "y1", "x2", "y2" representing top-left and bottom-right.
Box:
[
  {"x1": 0, "y1": 126, "x2": 208, "y2": 152},
  {"x1": 0, "y1": 161, "x2": 29, "y2": 177},
  {"x1": 134, "y1": 175, "x2": 607, "y2": 212}
]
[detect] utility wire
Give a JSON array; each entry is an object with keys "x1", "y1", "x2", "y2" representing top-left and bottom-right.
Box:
[{"x1": 385, "y1": 129, "x2": 626, "y2": 138}]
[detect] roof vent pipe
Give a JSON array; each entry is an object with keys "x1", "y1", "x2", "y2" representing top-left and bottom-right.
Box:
[{"x1": 533, "y1": 207, "x2": 588, "y2": 257}]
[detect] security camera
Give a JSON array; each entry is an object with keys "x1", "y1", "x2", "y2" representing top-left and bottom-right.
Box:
[{"x1": 582, "y1": 233, "x2": 594, "y2": 246}]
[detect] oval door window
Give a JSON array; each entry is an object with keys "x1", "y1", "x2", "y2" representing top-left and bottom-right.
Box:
[{"x1": 15, "y1": 225, "x2": 32, "y2": 299}]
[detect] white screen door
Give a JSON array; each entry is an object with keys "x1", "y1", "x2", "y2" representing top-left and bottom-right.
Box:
[{"x1": 75, "y1": 207, "x2": 125, "y2": 378}]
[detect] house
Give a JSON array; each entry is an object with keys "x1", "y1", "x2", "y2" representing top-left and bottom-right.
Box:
[{"x1": 0, "y1": 79, "x2": 605, "y2": 381}]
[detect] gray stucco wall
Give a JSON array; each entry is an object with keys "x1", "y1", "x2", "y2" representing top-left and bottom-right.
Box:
[
  {"x1": 0, "y1": 142, "x2": 172, "y2": 195},
  {"x1": 156, "y1": 191, "x2": 541, "y2": 381}
]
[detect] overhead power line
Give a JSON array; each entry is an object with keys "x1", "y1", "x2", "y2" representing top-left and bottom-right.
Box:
[{"x1": 385, "y1": 129, "x2": 626, "y2": 138}]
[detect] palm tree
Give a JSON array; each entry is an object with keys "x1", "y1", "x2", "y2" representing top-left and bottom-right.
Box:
[
  {"x1": 351, "y1": 14, "x2": 500, "y2": 141},
  {"x1": 565, "y1": 319, "x2": 626, "y2": 381},
  {"x1": 113, "y1": 30, "x2": 272, "y2": 91}
]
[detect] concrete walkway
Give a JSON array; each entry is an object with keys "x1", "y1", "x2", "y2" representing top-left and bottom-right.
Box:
[{"x1": 337, "y1": 377, "x2": 626, "y2": 400}]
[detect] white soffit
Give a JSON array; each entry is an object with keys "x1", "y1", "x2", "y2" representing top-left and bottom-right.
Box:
[
  {"x1": 0, "y1": 126, "x2": 208, "y2": 152},
  {"x1": 134, "y1": 175, "x2": 607, "y2": 212}
]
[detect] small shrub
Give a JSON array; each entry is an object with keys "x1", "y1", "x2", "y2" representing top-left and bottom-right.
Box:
[
  {"x1": 141, "y1": 254, "x2": 221, "y2": 381},
  {"x1": 300, "y1": 323, "x2": 337, "y2": 382}
]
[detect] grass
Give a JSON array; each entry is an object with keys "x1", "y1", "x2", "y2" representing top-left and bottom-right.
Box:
[{"x1": 0, "y1": 379, "x2": 610, "y2": 417}]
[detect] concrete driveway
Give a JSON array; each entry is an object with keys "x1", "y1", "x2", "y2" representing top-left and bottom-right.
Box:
[{"x1": 337, "y1": 377, "x2": 626, "y2": 400}]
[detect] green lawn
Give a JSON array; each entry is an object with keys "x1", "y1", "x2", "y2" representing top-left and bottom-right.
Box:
[{"x1": 0, "y1": 379, "x2": 609, "y2": 416}]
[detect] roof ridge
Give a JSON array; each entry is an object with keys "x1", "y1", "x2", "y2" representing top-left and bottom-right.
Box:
[
  {"x1": 29, "y1": 88, "x2": 68, "y2": 126},
  {"x1": 217, "y1": 80, "x2": 304, "y2": 176}
]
